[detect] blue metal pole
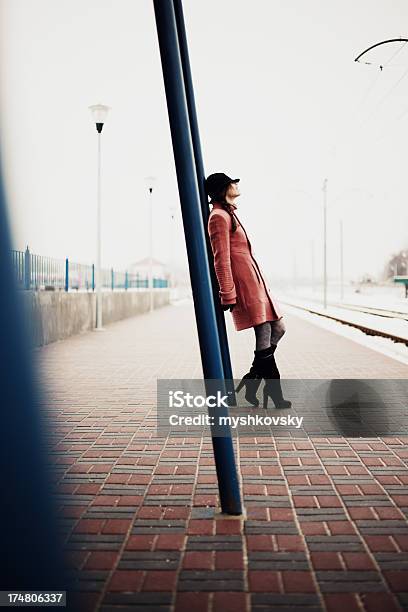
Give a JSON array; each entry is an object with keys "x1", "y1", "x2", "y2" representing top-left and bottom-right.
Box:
[
  {"x1": 173, "y1": 0, "x2": 236, "y2": 406},
  {"x1": 0, "y1": 162, "x2": 67, "y2": 588},
  {"x1": 24, "y1": 246, "x2": 31, "y2": 290},
  {"x1": 153, "y1": 0, "x2": 242, "y2": 515},
  {"x1": 65, "y1": 257, "x2": 69, "y2": 292}
]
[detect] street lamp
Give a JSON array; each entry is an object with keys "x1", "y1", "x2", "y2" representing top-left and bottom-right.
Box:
[
  {"x1": 89, "y1": 103, "x2": 110, "y2": 330},
  {"x1": 144, "y1": 176, "x2": 156, "y2": 311}
]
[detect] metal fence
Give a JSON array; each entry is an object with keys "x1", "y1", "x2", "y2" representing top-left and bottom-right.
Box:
[{"x1": 11, "y1": 247, "x2": 169, "y2": 291}]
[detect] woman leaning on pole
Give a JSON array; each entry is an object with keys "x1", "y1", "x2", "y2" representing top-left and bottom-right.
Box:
[{"x1": 206, "y1": 172, "x2": 291, "y2": 410}]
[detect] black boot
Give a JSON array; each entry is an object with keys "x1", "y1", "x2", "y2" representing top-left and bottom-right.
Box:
[
  {"x1": 235, "y1": 347, "x2": 272, "y2": 407},
  {"x1": 260, "y1": 349, "x2": 292, "y2": 410}
]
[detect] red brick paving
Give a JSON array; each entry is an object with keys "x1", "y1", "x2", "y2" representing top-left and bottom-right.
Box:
[{"x1": 36, "y1": 301, "x2": 408, "y2": 611}]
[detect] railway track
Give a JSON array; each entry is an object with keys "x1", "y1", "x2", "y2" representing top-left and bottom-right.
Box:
[
  {"x1": 323, "y1": 301, "x2": 408, "y2": 321},
  {"x1": 281, "y1": 299, "x2": 408, "y2": 347}
]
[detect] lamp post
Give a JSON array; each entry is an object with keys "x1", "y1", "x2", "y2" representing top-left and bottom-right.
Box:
[
  {"x1": 323, "y1": 178, "x2": 328, "y2": 309},
  {"x1": 145, "y1": 176, "x2": 156, "y2": 311},
  {"x1": 89, "y1": 103, "x2": 110, "y2": 330}
]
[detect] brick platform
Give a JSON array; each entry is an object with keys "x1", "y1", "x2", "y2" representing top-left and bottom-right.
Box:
[{"x1": 36, "y1": 300, "x2": 408, "y2": 611}]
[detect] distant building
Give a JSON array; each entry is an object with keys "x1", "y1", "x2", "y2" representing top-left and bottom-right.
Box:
[{"x1": 129, "y1": 257, "x2": 169, "y2": 280}]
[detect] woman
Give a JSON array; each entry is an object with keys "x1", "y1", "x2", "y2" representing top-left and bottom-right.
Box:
[{"x1": 206, "y1": 172, "x2": 291, "y2": 410}]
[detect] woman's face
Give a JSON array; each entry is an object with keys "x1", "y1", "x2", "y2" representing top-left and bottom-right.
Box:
[{"x1": 226, "y1": 181, "x2": 241, "y2": 199}]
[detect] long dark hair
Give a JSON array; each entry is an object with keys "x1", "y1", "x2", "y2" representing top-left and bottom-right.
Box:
[{"x1": 210, "y1": 186, "x2": 238, "y2": 232}]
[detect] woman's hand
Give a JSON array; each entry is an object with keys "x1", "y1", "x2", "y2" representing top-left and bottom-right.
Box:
[{"x1": 222, "y1": 303, "x2": 236, "y2": 312}]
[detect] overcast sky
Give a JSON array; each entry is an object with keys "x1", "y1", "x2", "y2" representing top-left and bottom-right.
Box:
[{"x1": 1, "y1": 0, "x2": 407, "y2": 283}]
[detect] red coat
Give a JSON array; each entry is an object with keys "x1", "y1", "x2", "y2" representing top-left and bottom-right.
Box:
[{"x1": 207, "y1": 201, "x2": 282, "y2": 331}]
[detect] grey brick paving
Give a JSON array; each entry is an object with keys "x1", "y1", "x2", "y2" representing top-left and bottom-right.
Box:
[{"x1": 248, "y1": 552, "x2": 309, "y2": 570}]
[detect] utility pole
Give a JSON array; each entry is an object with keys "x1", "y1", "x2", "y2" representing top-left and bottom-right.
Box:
[
  {"x1": 340, "y1": 219, "x2": 344, "y2": 301},
  {"x1": 311, "y1": 240, "x2": 315, "y2": 293},
  {"x1": 323, "y1": 178, "x2": 328, "y2": 309}
]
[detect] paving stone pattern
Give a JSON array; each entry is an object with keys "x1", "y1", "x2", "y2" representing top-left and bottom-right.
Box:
[{"x1": 36, "y1": 301, "x2": 408, "y2": 611}]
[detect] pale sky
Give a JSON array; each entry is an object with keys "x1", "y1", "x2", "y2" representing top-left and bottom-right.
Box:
[{"x1": 0, "y1": 0, "x2": 407, "y2": 283}]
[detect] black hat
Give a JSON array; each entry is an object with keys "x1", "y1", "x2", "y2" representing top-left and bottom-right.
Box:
[{"x1": 205, "y1": 173, "x2": 240, "y2": 200}]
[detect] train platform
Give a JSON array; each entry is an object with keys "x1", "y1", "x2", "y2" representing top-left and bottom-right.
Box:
[{"x1": 36, "y1": 299, "x2": 408, "y2": 611}]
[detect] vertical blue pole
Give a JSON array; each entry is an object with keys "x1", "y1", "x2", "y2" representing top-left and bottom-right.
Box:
[
  {"x1": 173, "y1": 0, "x2": 236, "y2": 405},
  {"x1": 111, "y1": 268, "x2": 114, "y2": 291},
  {"x1": 0, "y1": 161, "x2": 67, "y2": 588},
  {"x1": 65, "y1": 258, "x2": 69, "y2": 292},
  {"x1": 153, "y1": 0, "x2": 242, "y2": 515},
  {"x1": 92, "y1": 263, "x2": 95, "y2": 291}
]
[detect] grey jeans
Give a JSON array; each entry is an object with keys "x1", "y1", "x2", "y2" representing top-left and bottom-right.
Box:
[{"x1": 254, "y1": 318, "x2": 286, "y2": 350}]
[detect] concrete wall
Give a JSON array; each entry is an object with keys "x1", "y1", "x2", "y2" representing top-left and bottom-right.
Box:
[{"x1": 20, "y1": 289, "x2": 170, "y2": 347}]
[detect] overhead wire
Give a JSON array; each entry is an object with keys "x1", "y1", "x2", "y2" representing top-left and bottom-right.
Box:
[
  {"x1": 327, "y1": 41, "x2": 408, "y2": 174},
  {"x1": 356, "y1": 39, "x2": 407, "y2": 70},
  {"x1": 355, "y1": 41, "x2": 407, "y2": 109},
  {"x1": 354, "y1": 42, "x2": 408, "y2": 130}
]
